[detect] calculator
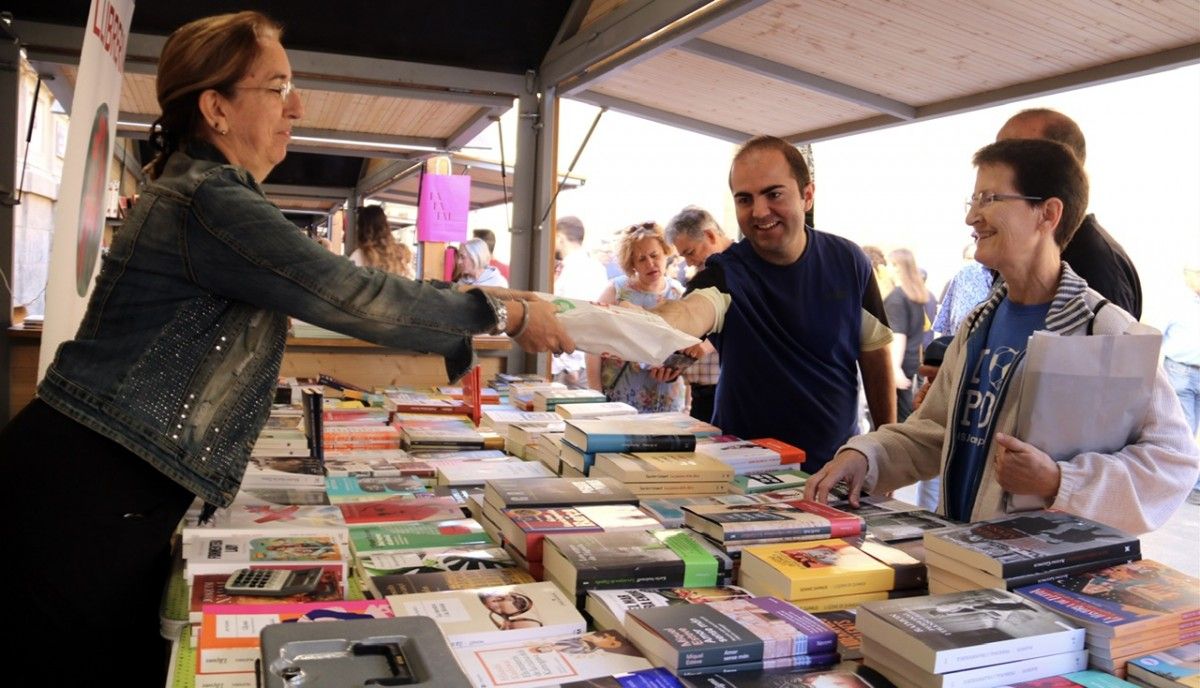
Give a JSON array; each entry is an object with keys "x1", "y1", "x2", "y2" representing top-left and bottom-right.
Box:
[{"x1": 225, "y1": 567, "x2": 324, "y2": 597}]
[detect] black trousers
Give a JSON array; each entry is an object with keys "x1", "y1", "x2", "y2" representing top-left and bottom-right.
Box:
[
  {"x1": 0, "y1": 399, "x2": 194, "y2": 686},
  {"x1": 689, "y1": 384, "x2": 717, "y2": 424}
]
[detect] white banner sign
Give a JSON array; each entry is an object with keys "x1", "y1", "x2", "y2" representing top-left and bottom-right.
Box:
[{"x1": 38, "y1": 0, "x2": 134, "y2": 380}]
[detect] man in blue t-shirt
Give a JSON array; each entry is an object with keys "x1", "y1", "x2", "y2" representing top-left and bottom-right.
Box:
[{"x1": 655, "y1": 136, "x2": 895, "y2": 472}]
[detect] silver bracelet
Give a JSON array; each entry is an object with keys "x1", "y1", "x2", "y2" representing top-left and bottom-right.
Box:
[{"x1": 508, "y1": 299, "x2": 531, "y2": 338}]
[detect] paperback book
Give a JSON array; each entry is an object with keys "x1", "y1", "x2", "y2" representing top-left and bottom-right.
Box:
[
  {"x1": 386, "y1": 581, "x2": 585, "y2": 648},
  {"x1": 682, "y1": 500, "x2": 863, "y2": 543},
  {"x1": 856, "y1": 587, "x2": 1085, "y2": 674},
  {"x1": 923, "y1": 511, "x2": 1140, "y2": 578},
  {"x1": 585, "y1": 586, "x2": 753, "y2": 631},
  {"x1": 624, "y1": 597, "x2": 837, "y2": 672},
  {"x1": 484, "y1": 476, "x2": 638, "y2": 510},
  {"x1": 542, "y1": 530, "x2": 733, "y2": 598},
  {"x1": 348, "y1": 519, "x2": 491, "y2": 555},
  {"x1": 738, "y1": 539, "x2": 896, "y2": 601},
  {"x1": 453, "y1": 630, "x2": 654, "y2": 688},
  {"x1": 371, "y1": 567, "x2": 536, "y2": 597},
  {"x1": 496, "y1": 504, "x2": 662, "y2": 560}
]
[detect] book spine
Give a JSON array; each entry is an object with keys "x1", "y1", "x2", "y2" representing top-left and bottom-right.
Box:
[
  {"x1": 590, "y1": 434, "x2": 697, "y2": 453},
  {"x1": 576, "y1": 559, "x2": 686, "y2": 591},
  {"x1": 1003, "y1": 554, "x2": 1139, "y2": 589},
  {"x1": 999, "y1": 539, "x2": 1141, "y2": 578},
  {"x1": 723, "y1": 524, "x2": 831, "y2": 542},
  {"x1": 674, "y1": 653, "x2": 839, "y2": 676}
]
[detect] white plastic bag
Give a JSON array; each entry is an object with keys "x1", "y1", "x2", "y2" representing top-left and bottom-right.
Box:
[{"x1": 538, "y1": 293, "x2": 700, "y2": 365}]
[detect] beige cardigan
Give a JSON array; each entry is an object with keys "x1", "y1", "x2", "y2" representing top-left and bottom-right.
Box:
[{"x1": 844, "y1": 266, "x2": 1199, "y2": 535}]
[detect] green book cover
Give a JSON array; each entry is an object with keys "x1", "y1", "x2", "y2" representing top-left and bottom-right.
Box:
[{"x1": 349, "y1": 519, "x2": 492, "y2": 554}]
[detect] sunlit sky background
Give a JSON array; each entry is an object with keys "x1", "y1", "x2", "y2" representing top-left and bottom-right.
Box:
[{"x1": 467, "y1": 64, "x2": 1199, "y2": 330}]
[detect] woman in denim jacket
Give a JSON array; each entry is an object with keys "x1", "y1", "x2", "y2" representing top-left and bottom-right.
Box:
[{"x1": 0, "y1": 11, "x2": 572, "y2": 684}]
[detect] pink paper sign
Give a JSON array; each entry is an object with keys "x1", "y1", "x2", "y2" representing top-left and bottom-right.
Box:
[{"x1": 416, "y1": 174, "x2": 470, "y2": 242}]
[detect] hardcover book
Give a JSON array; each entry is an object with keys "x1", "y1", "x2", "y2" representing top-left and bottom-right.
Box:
[
  {"x1": 585, "y1": 586, "x2": 753, "y2": 631},
  {"x1": 484, "y1": 476, "x2": 638, "y2": 510},
  {"x1": 453, "y1": 630, "x2": 653, "y2": 688},
  {"x1": 856, "y1": 587, "x2": 1085, "y2": 674},
  {"x1": 923, "y1": 511, "x2": 1139, "y2": 578},
  {"x1": 386, "y1": 582, "x2": 585, "y2": 648},
  {"x1": 738, "y1": 539, "x2": 896, "y2": 601},
  {"x1": 624, "y1": 597, "x2": 837, "y2": 670}
]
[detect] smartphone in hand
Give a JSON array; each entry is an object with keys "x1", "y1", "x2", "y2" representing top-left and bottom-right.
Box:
[{"x1": 660, "y1": 351, "x2": 699, "y2": 372}]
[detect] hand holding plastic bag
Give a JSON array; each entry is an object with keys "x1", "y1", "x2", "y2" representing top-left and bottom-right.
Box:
[{"x1": 536, "y1": 293, "x2": 700, "y2": 365}]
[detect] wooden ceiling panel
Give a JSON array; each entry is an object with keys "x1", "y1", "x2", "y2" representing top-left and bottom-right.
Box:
[
  {"x1": 701, "y1": 0, "x2": 1200, "y2": 105},
  {"x1": 590, "y1": 48, "x2": 878, "y2": 137}
]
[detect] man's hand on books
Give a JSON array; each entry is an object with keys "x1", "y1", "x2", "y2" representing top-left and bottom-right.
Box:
[
  {"x1": 993, "y1": 432, "x2": 1061, "y2": 500},
  {"x1": 804, "y1": 449, "x2": 869, "y2": 507}
]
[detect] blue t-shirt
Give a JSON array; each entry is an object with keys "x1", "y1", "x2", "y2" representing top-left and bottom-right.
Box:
[
  {"x1": 944, "y1": 298, "x2": 1051, "y2": 520},
  {"x1": 688, "y1": 229, "x2": 885, "y2": 471}
]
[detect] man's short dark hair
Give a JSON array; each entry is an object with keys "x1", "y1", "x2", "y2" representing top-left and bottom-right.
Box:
[
  {"x1": 472, "y1": 228, "x2": 497, "y2": 253},
  {"x1": 732, "y1": 135, "x2": 811, "y2": 188},
  {"x1": 973, "y1": 138, "x2": 1089, "y2": 249},
  {"x1": 1010, "y1": 109, "x2": 1087, "y2": 163},
  {"x1": 665, "y1": 205, "x2": 724, "y2": 243},
  {"x1": 557, "y1": 216, "x2": 585, "y2": 245}
]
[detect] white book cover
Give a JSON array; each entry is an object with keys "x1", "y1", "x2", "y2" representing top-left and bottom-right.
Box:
[
  {"x1": 386, "y1": 582, "x2": 584, "y2": 648},
  {"x1": 453, "y1": 630, "x2": 652, "y2": 688}
]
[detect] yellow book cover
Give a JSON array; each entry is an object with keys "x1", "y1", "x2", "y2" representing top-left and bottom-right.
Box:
[{"x1": 739, "y1": 538, "x2": 895, "y2": 600}]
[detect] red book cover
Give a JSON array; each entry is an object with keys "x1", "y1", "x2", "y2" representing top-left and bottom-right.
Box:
[
  {"x1": 337, "y1": 497, "x2": 464, "y2": 525},
  {"x1": 751, "y1": 438, "x2": 806, "y2": 465},
  {"x1": 777, "y1": 499, "x2": 865, "y2": 538}
]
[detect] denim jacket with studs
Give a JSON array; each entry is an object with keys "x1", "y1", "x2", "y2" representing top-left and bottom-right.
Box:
[{"x1": 38, "y1": 142, "x2": 498, "y2": 506}]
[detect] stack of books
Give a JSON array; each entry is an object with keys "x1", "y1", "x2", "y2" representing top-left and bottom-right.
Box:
[
  {"x1": 738, "y1": 538, "x2": 923, "y2": 613},
  {"x1": 452, "y1": 629, "x2": 655, "y2": 688},
  {"x1": 531, "y1": 387, "x2": 607, "y2": 412},
  {"x1": 681, "y1": 499, "x2": 864, "y2": 554},
  {"x1": 923, "y1": 511, "x2": 1142, "y2": 594},
  {"x1": 1015, "y1": 559, "x2": 1200, "y2": 676},
  {"x1": 585, "y1": 585, "x2": 754, "y2": 631},
  {"x1": 503, "y1": 419, "x2": 567, "y2": 459},
  {"x1": 369, "y1": 566, "x2": 535, "y2": 598},
  {"x1": 479, "y1": 477, "x2": 640, "y2": 577},
  {"x1": 393, "y1": 413, "x2": 486, "y2": 451},
  {"x1": 554, "y1": 401, "x2": 638, "y2": 419},
  {"x1": 590, "y1": 451, "x2": 735, "y2": 497},
  {"x1": 541, "y1": 529, "x2": 733, "y2": 603},
  {"x1": 623, "y1": 596, "x2": 839, "y2": 676},
  {"x1": 435, "y1": 457, "x2": 555, "y2": 487},
  {"x1": 858, "y1": 588, "x2": 1088, "y2": 688},
  {"x1": 1125, "y1": 641, "x2": 1200, "y2": 686},
  {"x1": 560, "y1": 415, "x2": 720, "y2": 477},
  {"x1": 694, "y1": 435, "x2": 806, "y2": 475}
]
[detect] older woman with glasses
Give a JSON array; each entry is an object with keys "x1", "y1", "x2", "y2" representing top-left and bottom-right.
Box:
[
  {"x1": 806, "y1": 138, "x2": 1198, "y2": 535},
  {"x1": 587, "y1": 222, "x2": 688, "y2": 412},
  {"x1": 0, "y1": 11, "x2": 571, "y2": 683}
]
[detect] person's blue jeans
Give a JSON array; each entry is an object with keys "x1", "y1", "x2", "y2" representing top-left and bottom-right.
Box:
[
  {"x1": 1166, "y1": 358, "x2": 1200, "y2": 437},
  {"x1": 1165, "y1": 358, "x2": 1200, "y2": 491}
]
